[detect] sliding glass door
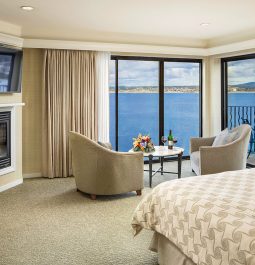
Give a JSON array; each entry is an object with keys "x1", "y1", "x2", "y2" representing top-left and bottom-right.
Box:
[
  {"x1": 222, "y1": 55, "x2": 255, "y2": 164},
  {"x1": 110, "y1": 56, "x2": 202, "y2": 155}
]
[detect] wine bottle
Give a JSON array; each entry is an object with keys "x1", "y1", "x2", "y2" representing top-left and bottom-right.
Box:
[{"x1": 168, "y1": 130, "x2": 174, "y2": 149}]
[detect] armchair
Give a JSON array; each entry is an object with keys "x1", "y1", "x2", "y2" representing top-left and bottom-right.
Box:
[
  {"x1": 190, "y1": 124, "x2": 251, "y2": 175},
  {"x1": 69, "y1": 132, "x2": 144, "y2": 199}
]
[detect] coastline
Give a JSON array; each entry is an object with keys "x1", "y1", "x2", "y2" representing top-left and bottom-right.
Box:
[
  {"x1": 109, "y1": 91, "x2": 255, "y2": 94},
  {"x1": 228, "y1": 91, "x2": 255, "y2": 93},
  {"x1": 109, "y1": 91, "x2": 199, "y2": 94}
]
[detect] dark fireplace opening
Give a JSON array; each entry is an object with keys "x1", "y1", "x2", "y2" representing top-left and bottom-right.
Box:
[{"x1": 0, "y1": 111, "x2": 11, "y2": 169}]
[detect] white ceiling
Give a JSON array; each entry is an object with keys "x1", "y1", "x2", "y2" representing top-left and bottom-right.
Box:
[{"x1": 0, "y1": 0, "x2": 255, "y2": 48}]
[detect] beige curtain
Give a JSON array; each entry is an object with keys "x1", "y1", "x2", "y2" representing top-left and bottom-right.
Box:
[{"x1": 42, "y1": 49, "x2": 98, "y2": 178}]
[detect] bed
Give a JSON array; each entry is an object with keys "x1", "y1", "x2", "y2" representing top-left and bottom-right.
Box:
[{"x1": 132, "y1": 169, "x2": 255, "y2": 265}]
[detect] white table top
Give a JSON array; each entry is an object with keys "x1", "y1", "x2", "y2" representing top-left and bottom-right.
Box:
[{"x1": 129, "y1": 146, "x2": 184, "y2": 157}]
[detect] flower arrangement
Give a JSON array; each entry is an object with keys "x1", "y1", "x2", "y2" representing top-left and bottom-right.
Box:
[{"x1": 132, "y1": 134, "x2": 155, "y2": 153}]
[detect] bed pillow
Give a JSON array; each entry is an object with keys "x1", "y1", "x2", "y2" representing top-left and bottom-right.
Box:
[
  {"x1": 98, "y1": 141, "x2": 112, "y2": 150},
  {"x1": 212, "y1": 128, "x2": 239, "y2": 147}
]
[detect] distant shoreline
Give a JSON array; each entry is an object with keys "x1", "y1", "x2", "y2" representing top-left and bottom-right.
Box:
[
  {"x1": 228, "y1": 91, "x2": 255, "y2": 93},
  {"x1": 109, "y1": 91, "x2": 255, "y2": 94},
  {"x1": 109, "y1": 91, "x2": 199, "y2": 94}
]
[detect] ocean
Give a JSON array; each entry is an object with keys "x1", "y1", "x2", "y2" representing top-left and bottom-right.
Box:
[{"x1": 110, "y1": 92, "x2": 255, "y2": 155}]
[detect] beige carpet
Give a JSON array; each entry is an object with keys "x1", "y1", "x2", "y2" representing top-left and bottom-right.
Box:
[{"x1": 0, "y1": 160, "x2": 194, "y2": 265}]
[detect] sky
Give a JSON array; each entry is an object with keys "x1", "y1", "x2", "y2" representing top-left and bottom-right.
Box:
[
  {"x1": 228, "y1": 58, "x2": 255, "y2": 85},
  {"x1": 109, "y1": 58, "x2": 255, "y2": 87},
  {"x1": 109, "y1": 60, "x2": 200, "y2": 87}
]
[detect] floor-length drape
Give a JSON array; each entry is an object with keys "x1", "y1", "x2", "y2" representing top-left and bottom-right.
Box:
[
  {"x1": 42, "y1": 49, "x2": 98, "y2": 178},
  {"x1": 96, "y1": 52, "x2": 110, "y2": 142}
]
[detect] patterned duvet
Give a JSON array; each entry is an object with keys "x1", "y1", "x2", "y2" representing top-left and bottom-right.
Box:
[{"x1": 132, "y1": 169, "x2": 255, "y2": 265}]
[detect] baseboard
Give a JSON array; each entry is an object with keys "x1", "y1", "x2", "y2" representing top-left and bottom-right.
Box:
[
  {"x1": 0, "y1": 178, "x2": 23, "y2": 192},
  {"x1": 23, "y1": 172, "x2": 42, "y2": 179}
]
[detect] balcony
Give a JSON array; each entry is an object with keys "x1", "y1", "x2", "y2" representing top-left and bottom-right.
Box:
[
  {"x1": 228, "y1": 105, "x2": 255, "y2": 166},
  {"x1": 0, "y1": 85, "x2": 7, "y2": 93}
]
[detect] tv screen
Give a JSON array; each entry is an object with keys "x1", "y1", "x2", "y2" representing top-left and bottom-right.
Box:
[
  {"x1": 0, "y1": 48, "x2": 22, "y2": 93},
  {"x1": 0, "y1": 54, "x2": 14, "y2": 92}
]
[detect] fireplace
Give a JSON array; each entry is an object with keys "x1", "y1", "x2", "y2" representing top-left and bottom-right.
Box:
[{"x1": 0, "y1": 111, "x2": 11, "y2": 169}]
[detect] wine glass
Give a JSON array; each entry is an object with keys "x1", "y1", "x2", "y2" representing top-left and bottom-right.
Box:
[
  {"x1": 161, "y1": 136, "x2": 167, "y2": 147},
  {"x1": 173, "y1": 137, "x2": 178, "y2": 150}
]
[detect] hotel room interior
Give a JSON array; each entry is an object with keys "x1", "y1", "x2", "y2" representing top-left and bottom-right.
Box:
[{"x1": 0, "y1": 0, "x2": 255, "y2": 264}]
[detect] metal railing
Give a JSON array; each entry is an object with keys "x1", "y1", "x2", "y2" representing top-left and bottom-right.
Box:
[
  {"x1": 228, "y1": 106, "x2": 255, "y2": 154},
  {"x1": 0, "y1": 85, "x2": 8, "y2": 92}
]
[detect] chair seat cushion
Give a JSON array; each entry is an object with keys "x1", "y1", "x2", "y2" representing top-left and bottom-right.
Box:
[
  {"x1": 98, "y1": 141, "x2": 112, "y2": 150},
  {"x1": 191, "y1": 151, "x2": 200, "y2": 166},
  {"x1": 212, "y1": 128, "x2": 239, "y2": 147},
  {"x1": 190, "y1": 151, "x2": 200, "y2": 175}
]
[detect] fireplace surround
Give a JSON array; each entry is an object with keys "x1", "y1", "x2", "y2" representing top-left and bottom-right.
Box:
[
  {"x1": 0, "y1": 103, "x2": 23, "y2": 176},
  {"x1": 0, "y1": 111, "x2": 11, "y2": 169}
]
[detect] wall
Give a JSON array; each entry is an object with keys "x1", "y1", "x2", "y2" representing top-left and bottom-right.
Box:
[
  {"x1": 20, "y1": 48, "x2": 255, "y2": 177},
  {"x1": 207, "y1": 56, "x2": 222, "y2": 136},
  {"x1": 22, "y1": 48, "x2": 43, "y2": 176}
]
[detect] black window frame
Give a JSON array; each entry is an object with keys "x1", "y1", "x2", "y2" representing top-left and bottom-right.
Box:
[
  {"x1": 111, "y1": 55, "x2": 203, "y2": 158},
  {"x1": 221, "y1": 53, "x2": 255, "y2": 129}
]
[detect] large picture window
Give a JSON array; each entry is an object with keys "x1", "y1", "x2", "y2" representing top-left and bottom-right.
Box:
[
  {"x1": 110, "y1": 56, "x2": 202, "y2": 156},
  {"x1": 222, "y1": 54, "x2": 255, "y2": 164}
]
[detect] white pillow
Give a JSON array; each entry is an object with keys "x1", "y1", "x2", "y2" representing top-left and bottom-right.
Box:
[{"x1": 212, "y1": 128, "x2": 239, "y2": 147}]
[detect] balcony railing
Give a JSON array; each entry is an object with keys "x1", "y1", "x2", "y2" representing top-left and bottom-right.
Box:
[
  {"x1": 0, "y1": 85, "x2": 7, "y2": 92},
  {"x1": 228, "y1": 106, "x2": 255, "y2": 155}
]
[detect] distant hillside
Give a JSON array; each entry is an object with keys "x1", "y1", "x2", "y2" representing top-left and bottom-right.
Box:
[
  {"x1": 234, "y1": 82, "x2": 255, "y2": 89},
  {"x1": 229, "y1": 82, "x2": 255, "y2": 92}
]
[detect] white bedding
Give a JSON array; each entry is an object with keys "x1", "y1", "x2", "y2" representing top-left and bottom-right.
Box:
[{"x1": 132, "y1": 169, "x2": 255, "y2": 265}]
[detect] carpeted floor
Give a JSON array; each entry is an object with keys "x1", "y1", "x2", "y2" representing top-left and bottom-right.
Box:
[{"x1": 0, "y1": 160, "x2": 194, "y2": 265}]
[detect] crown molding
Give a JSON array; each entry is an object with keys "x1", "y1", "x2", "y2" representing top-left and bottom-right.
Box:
[
  {"x1": 207, "y1": 39, "x2": 255, "y2": 56},
  {"x1": 23, "y1": 38, "x2": 207, "y2": 56},
  {"x1": 0, "y1": 32, "x2": 23, "y2": 48},
  {"x1": 1, "y1": 32, "x2": 255, "y2": 57}
]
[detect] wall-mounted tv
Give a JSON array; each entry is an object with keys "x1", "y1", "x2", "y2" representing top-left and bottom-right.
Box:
[{"x1": 0, "y1": 47, "x2": 22, "y2": 93}]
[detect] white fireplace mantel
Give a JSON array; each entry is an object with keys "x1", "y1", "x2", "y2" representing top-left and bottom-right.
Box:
[
  {"x1": 0, "y1": 103, "x2": 25, "y2": 108},
  {"x1": 0, "y1": 102, "x2": 25, "y2": 176}
]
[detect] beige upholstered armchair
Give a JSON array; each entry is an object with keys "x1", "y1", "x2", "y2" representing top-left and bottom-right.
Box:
[
  {"x1": 190, "y1": 124, "x2": 251, "y2": 175},
  {"x1": 69, "y1": 132, "x2": 144, "y2": 199}
]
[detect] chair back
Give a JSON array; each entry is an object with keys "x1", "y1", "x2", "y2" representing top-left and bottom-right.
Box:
[{"x1": 231, "y1": 124, "x2": 251, "y2": 167}]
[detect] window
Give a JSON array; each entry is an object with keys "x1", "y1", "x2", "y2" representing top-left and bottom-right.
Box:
[
  {"x1": 110, "y1": 56, "x2": 202, "y2": 156},
  {"x1": 222, "y1": 54, "x2": 255, "y2": 164},
  {"x1": 164, "y1": 62, "x2": 201, "y2": 155},
  {"x1": 117, "y1": 60, "x2": 159, "y2": 152},
  {"x1": 109, "y1": 60, "x2": 116, "y2": 150}
]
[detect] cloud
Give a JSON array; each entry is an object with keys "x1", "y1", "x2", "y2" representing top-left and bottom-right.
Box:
[
  {"x1": 109, "y1": 60, "x2": 200, "y2": 87},
  {"x1": 228, "y1": 59, "x2": 255, "y2": 85}
]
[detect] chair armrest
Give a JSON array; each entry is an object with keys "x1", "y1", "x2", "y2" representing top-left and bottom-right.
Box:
[
  {"x1": 190, "y1": 137, "x2": 215, "y2": 154},
  {"x1": 97, "y1": 150, "x2": 144, "y2": 193},
  {"x1": 199, "y1": 141, "x2": 245, "y2": 175},
  {"x1": 100, "y1": 151, "x2": 144, "y2": 176}
]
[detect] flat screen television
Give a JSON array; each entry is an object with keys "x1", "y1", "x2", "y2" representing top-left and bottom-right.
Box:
[{"x1": 0, "y1": 47, "x2": 22, "y2": 93}]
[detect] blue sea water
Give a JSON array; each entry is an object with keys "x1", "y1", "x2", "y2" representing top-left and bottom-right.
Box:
[{"x1": 110, "y1": 93, "x2": 255, "y2": 155}]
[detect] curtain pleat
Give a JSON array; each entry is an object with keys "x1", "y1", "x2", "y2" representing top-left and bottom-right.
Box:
[
  {"x1": 96, "y1": 52, "x2": 110, "y2": 142},
  {"x1": 42, "y1": 49, "x2": 98, "y2": 178}
]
